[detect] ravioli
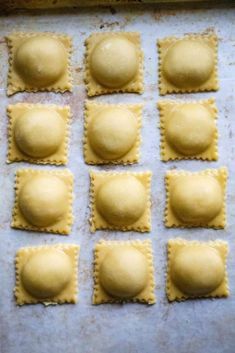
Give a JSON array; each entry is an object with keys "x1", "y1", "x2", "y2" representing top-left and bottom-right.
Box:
[
  {"x1": 90, "y1": 171, "x2": 151, "y2": 232},
  {"x1": 93, "y1": 239, "x2": 155, "y2": 304},
  {"x1": 158, "y1": 99, "x2": 218, "y2": 161},
  {"x1": 15, "y1": 244, "x2": 79, "y2": 305},
  {"x1": 84, "y1": 101, "x2": 142, "y2": 164},
  {"x1": 6, "y1": 33, "x2": 72, "y2": 95},
  {"x1": 8, "y1": 103, "x2": 70, "y2": 165},
  {"x1": 167, "y1": 238, "x2": 229, "y2": 301},
  {"x1": 158, "y1": 34, "x2": 218, "y2": 95},
  {"x1": 12, "y1": 169, "x2": 74, "y2": 234},
  {"x1": 165, "y1": 168, "x2": 227, "y2": 228},
  {"x1": 85, "y1": 32, "x2": 143, "y2": 96}
]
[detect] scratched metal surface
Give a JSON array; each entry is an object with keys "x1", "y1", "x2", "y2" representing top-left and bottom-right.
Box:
[{"x1": 0, "y1": 5, "x2": 235, "y2": 353}]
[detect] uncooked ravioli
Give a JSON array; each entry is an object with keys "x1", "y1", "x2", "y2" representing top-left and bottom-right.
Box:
[
  {"x1": 14, "y1": 36, "x2": 67, "y2": 87},
  {"x1": 88, "y1": 107, "x2": 138, "y2": 160},
  {"x1": 165, "y1": 103, "x2": 215, "y2": 156},
  {"x1": 21, "y1": 249, "x2": 73, "y2": 298},
  {"x1": 170, "y1": 175, "x2": 223, "y2": 224},
  {"x1": 90, "y1": 36, "x2": 138, "y2": 88},
  {"x1": 170, "y1": 245, "x2": 224, "y2": 296},
  {"x1": 100, "y1": 246, "x2": 149, "y2": 299},
  {"x1": 19, "y1": 175, "x2": 68, "y2": 227},
  {"x1": 14, "y1": 108, "x2": 65, "y2": 158},
  {"x1": 96, "y1": 175, "x2": 146, "y2": 226},
  {"x1": 163, "y1": 39, "x2": 214, "y2": 89}
]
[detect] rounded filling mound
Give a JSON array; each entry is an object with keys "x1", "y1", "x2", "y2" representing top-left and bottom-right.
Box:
[
  {"x1": 100, "y1": 246, "x2": 148, "y2": 298},
  {"x1": 19, "y1": 175, "x2": 68, "y2": 227},
  {"x1": 14, "y1": 108, "x2": 65, "y2": 158},
  {"x1": 96, "y1": 175, "x2": 146, "y2": 227},
  {"x1": 90, "y1": 36, "x2": 138, "y2": 88},
  {"x1": 21, "y1": 249, "x2": 73, "y2": 298},
  {"x1": 165, "y1": 103, "x2": 215, "y2": 156},
  {"x1": 88, "y1": 107, "x2": 137, "y2": 160},
  {"x1": 163, "y1": 40, "x2": 214, "y2": 89},
  {"x1": 14, "y1": 36, "x2": 67, "y2": 87},
  {"x1": 171, "y1": 245, "x2": 224, "y2": 295},
  {"x1": 170, "y1": 175, "x2": 223, "y2": 224}
]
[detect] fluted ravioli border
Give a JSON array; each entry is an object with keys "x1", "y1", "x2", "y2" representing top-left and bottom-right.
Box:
[
  {"x1": 166, "y1": 238, "x2": 229, "y2": 302},
  {"x1": 157, "y1": 98, "x2": 218, "y2": 161},
  {"x1": 12, "y1": 168, "x2": 74, "y2": 235},
  {"x1": 6, "y1": 32, "x2": 73, "y2": 96},
  {"x1": 15, "y1": 244, "x2": 79, "y2": 305},
  {"x1": 84, "y1": 31, "x2": 144, "y2": 97},
  {"x1": 165, "y1": 167, "x2": 228, "y2": 229},
  {"x1": 93, "y1": 239, "x2": 156, "y2": 305},
  {"x1": 7, "y1": 103, "x2": 71, "y2": 165},
  {"x1": 157, "y1": 33, "x2": 219, "y2": 95}
]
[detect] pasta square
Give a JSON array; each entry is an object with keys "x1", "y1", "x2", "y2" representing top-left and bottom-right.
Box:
[
  {"x1": 167, "y1": 238, "x2": 229, "y2": 301},
  {"x1": 12, "y1": 169, "x2": 74, "y2": 235},
  {"x1": 158, "y1": 34, "x2": 218, "y2": 95},
  {"x1": 90, "y1": 170, "x2": 152, "y2": 232},
  {"x1": 15, "y1": 244, "x2": 79, "y2": 305},
  {"x1": 158, "y1": 98, "x2": 218, "y2": 161},
  {"x1": 6, "y1": 32, "x2": 72, "y2": 95},
  {"x1": 165, "y1": 167, "x2": 227, "y2": 228},
  {"x1": 85, "y1": 32, "x2": 143, "y2": 96},
  {"x1": 7, "y1": 103, "x2": 70, "y2": 165},
  {"x1": 84, "y1": 101, "x2": 142, "y2": 165},
  {"x1": 93, "y1": 239, "x2": 156, "y2": 304}
]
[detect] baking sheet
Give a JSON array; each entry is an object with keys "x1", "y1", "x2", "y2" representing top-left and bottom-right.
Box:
[
  {"x1": 0, "y1": 0, "x2": 226, "y2": 12},
  {"x1": 0, "y1": 4, "x2": 235, "y2": 353}
]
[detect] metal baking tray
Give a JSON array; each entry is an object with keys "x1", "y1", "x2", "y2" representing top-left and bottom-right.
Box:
[
  {"x1": 0, "y1": 3, "x2": 235, "y2": 353},
  {"x1": 0, "y1": 0, "x2": 231, "y2": 12}
]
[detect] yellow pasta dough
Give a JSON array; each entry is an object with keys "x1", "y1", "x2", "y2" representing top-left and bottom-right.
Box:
[
  {"x1": 7, "y1": 103, "x2": 70, "y2": 165},
  {"x1": 15, "y1": 37, "x2": 66, "y2": 86},
  {"x1": 12, "y1": 169, "x2": 74, "y2": 234},
  {"x1": 15, "y1": 109, "x2": 64, "y2": 157},
  {"x1": 100, "y1": 247, "x2": 148, "y2": 298},
  {"x1": 167, "y1": 239, "x2": 229, "y2": 301},
  {"x1": 91, "y1": 37, "x2": 138, "y2": 88},
  {"x1": 22, "y1": 249, "x2": 73, "y2": 298},
  {"x1": 171, "y1": 175, "x2": 222, "y2": 223},
  {"x1": 85, "y1": 32, "x2": 143, "y2": 96},
  {"x1": 89, "y1": 107, "x2": 137, "y2": 158},
  {"x1": 165, "y1": 168, "x2": 227, "y2": 228},
  {"x1": 158, "y1": 99, "x2": 218, "y2": 161},
  {"x1": 84, "y1": 101, "x2": 142, "y2": 164},
  {"x1": 93, "y1": 240, "x2": 156, "y2": 304},
  {"x1": 97, "y1": 176, "x2": 146, "y2": 226},
  {"x1": 164, "y1": 41, "x2": 213, "y2": 87},
  {"x1": 19, "y1": 175, "x2": 68, "y2": 227},
  {"x1": 7, "y1": 32, "x2": 72, "y2": 95},
  {"x1": 15, "y1": 244, "x2": 79, "y2": 305},
  {"x1": 90, "y1": 171, "x2": 151, "y2": 232},
  {"x1": 158, "y1": 34, "x2": 218, "y2": 95}
]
